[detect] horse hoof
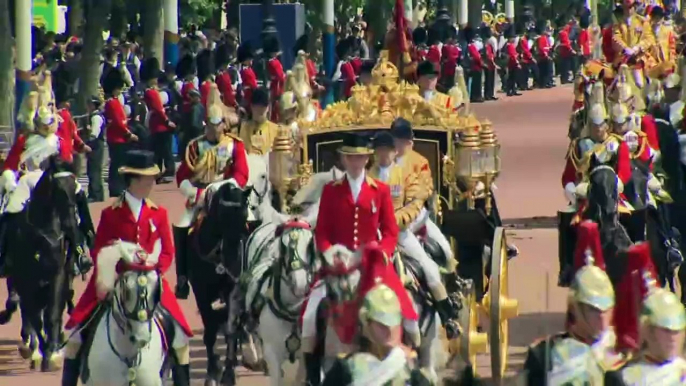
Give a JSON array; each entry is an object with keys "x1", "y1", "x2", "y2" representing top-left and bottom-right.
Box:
[
  {"x1": 17, "y1": 343, "x2": 32, "y2": 359},
  {"x1": 41, "y1": 352, "x2": 63, "y2": 372}
]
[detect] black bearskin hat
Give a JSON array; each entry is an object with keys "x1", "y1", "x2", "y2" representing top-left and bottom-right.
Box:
[
  {"x1": 215, "y1": 43, "x2": 231, "y2": 68},
  {"x1": 427, "y1": 25, "x2": 442, "y2": 45},
  {"x1": 535, "y1": 19, "x2": 548, "y2": 34},
  {"x1": 293, "y1": 34, "x2": 309, "y2": 56},
  {"x1": 447, "y1": 25, "x2": 458, "y2": 40},
  {"x1": 480, "y1": 25, "x2": 493, "y2": 39},
  {"x1": 237, "y1": 42, "x2": 254, "y2": 63},
  {"x1": 336, "y1": 38, "x2": 351, "y2": 59},
  {"x1": 650, "y1": 6, "x2": 665, "y2": 18},
  {"x1": 514, "y1": 21, "x2": 526, "y2": 35},
  {"x1": 53, "y1": 82, "x2": 71, "y2": 106},
  {"x1": 102, "y1": 68, "x2": 125, "y2": 95},
  {"x1": 463, "y1": 26, "x2": 476, "y2": 42},
  {"x1": 251, "y1": 87, "x2": 270, "y2": 106},
  {"x1": 412, "y1": 27, "x2": 428, "y2": 45},
  {"x1": 175, "y1": 54, "x2": 196, "y2": 79},
  {"x1": 195, "y1": 49, "x2": 214, "y2": 81},
  {"x1": 140, "y1": 57, "x2": 162, "y2": 83},
  {"x1": 360, "y1": 60, "x2": 375, "y2": 75},
  {"x1": 579, "y1": 12, "x2": 591, "y2": 28},
  {"x1": 263, "y1": 36, "x2": 281, "y2": 55},
  {"x1": 504, "y1": 25, "x2": 516, "y2": 39}
]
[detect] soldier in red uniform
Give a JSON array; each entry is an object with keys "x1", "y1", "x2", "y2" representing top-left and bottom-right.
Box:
[
  {"x1": 440, "y1": 25, "x2": 461, "y2": 92},
  {"x1": 412, "y1": 26, "x2": 429, "y2": 64},
  {"x1": 481, "y1": 25, "x2": 499, "y2": 101},
  {"x1": 53, "y1": 85, "x2": 90, "y2": 164},
  {"x1": 63, "y1": 150, "x2": 193, "y2": 386},
  {"x1": 237, "y1": 42, "x2": 258, "y2": 113},
  {"x1": 504, "y1": 26, "x2": 522, "y2": 96},
  {"x1": 464, "y1": 27, "x2": 484, "y2": 103},
  {"x1": 578, "y1": 13, "x2": 592, "y2": 67},
  {"x1": 264, "y1": 36, "x2": 285, "y2": 122},
  {"x1": 535, "y1": 20, "x2": 554, "y2": 88},
  {"x1": 103, "y1": 69, "x2": 138, "y2": 197},
  {"x1": 426, "y1": 25, "x2": 442, "y2": 69},
  {"x1": 556, "y1": 15, "x2": 576, "y2": 84},
  {"x1": 517, "y1": 23, "x2": 535, "y2": 91},
  {"x1": 215, "y1": 43, "x2": 238, "y2": 109},
  {"x1": 300, "y1": 132, "x2": 406, "y2": 385},
  {"x1": 196, "y1": 49, "x2": 215, "y2": 109},
  {"x1": 176, "y1": 54, "x2": 198, "y2": 115},
  {"x1": 142, "y1": 58, "x2": 177, "y2": 183},
  {"x1": 334, "y1": 38, "x2": 357, "y2": 101},
  {"x1": 294, "y1": 33, "x2": 325, "y2": 97}
]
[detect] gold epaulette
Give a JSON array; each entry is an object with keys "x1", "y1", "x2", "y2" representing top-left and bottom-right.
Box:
[
  {"x1": 145, "y1": 199, "x2": 158, "y2": 209},
  {"x1": 225, "y1": 132, "x2": 242, "y2": 142},
  {"x1": 333, "y1": 179, "x2": 343, "y2": 186},
  {"x1": 365, "y1": 176, "x2": 378, "y2": 188}
]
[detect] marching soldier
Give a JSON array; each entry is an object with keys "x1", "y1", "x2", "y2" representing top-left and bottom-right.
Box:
[
  {"x1": 215, "y1": 43, "x2": 238, "y2": 109},
  {"x1": 63, "y1": 150, "x2": 194, "y2": 386},
  {"x1": 173, "y1": 102, "x2": 249, "y2": 299},
  {"x1": 83, "y1": 96, "x2": 106, "y2": 202},
  {"x1": 177, "y1": 54, "x2": 198, "y2": 115},
  {"x1": 556, "y1": 16, "x2": 576, "y2": 85},
  {"x1": 412, "y1": 26, "x2": 429, "y2": 64},
  {"x1": 440, "y1": 25, "x2": 461, "y2": 91},
  {"x1": 196, "y1": 49, "x2": 215, "y2": 109},
  {"x1": 237, "y1": 42, "x2": 258, "y2": 113},
  {"x1": 535, "y1": 20, "x2": 554, "y2": 89},
  {"x1": 613, "y1": 0, "x2": 656, "y2": 88},
  {"x1": 239, "y1": 87, "x2": 280, "y2": 155},
  {"x1": 368, "y1": 131, "x2": 460, "y2": 339},
  {"x1": 504, "y1": 26, "x2": 522, "y2": 96},
  {"x1": 264, "y1": 36, "x2": 286, "y2": 122},
  {"x1": 465, "y1": 27, "x2": 484, "y2": 103},
  {"x1": 141, "y1": 57, "x2": 177, "y2": 183},
  {"x1": 426, "y1": 25, "x2": 442, "y2": 69},
  {"x1": 606, "y1": 245, "x2": 686, "y2": 384},
  {"x1": 481, "y1": 25, "x2": 499, "y2": 101},
  {"x1": 334, "y1": 38, "x2": 357, "y2": 101},
  {"x1": 578, "y1": 13, "x2": 592, "y2": 67},
  {"x1": 294, "y1": 34, "x2": 325, "y2": 97},
  {"x1": 517, "y1": 23, "x2": 535, "y2": 91},
  {"x1": 519, "y1": 220, "x2": 626, "y2": 384}
]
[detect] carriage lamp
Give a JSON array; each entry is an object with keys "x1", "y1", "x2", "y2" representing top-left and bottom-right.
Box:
[
  {"x1": 479, "y1": 119, "x2": 501, "y2": 215},
  {"x1": 270, "y1": 127, "x2": 297, "y2": 212},
  {"x1": 453, "y1": 125, "x2": 483, "y2": 210}
]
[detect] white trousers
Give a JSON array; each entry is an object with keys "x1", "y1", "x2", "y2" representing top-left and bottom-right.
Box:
[
  {"x1": 5, "y1": 170, "x2": 43, "y2": 214},
  {"x1": 398, "y1": 230, "x2": 442, "y2": 287},
  {"x1": 407, "y1": 208, "x2": 453, "y2": 262},
  {"x1": 300, "y1": 281, "x2": 419, "y2": 340}
]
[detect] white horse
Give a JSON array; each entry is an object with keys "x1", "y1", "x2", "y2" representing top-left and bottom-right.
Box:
[{"x1": 86, "y1": 240, "x2": 167, "y2": 386}]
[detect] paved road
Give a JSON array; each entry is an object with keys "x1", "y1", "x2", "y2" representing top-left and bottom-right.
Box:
[{"x1": 0, "y1": 85, "x2": 573, "y2": 385}]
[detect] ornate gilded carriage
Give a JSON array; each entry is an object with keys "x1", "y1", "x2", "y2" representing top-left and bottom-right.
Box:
[{"x1": 271, "y1": 52, "x2": 519, "y2": 380}]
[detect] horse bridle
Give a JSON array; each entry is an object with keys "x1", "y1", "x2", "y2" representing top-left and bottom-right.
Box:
[{"x1": 247, "y1": 177, "x2": 270, "y2": 215}]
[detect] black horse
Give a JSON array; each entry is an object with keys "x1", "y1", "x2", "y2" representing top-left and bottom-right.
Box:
[
  {"x1": 581, "y1": 156, "x2": 633, "y2": 286},
  {"x1": 5, "y1": 155, "x2": 87, "y2": 371},
  {"x1": 185, "y1": 181, "x2": 251, "y2": 386}
]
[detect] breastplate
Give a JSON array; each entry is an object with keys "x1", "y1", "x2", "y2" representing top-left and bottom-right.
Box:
[
  {"x1": 621, "y1": 358, "x2": 686, "y2": 385},
  {"x1": 547, "y1": 337, "x2": 605, "y2": 384},
  {"x1": 579, "y1": 137, "x2": 618, "y2": 164},
  {"x1": 197, "y1": 139, "x2": 234, "y2": 182}
]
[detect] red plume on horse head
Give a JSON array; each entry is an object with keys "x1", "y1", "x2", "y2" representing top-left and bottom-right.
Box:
[
  {"x1": 573, "y1": 220, "x2": 606, "y2": 274},
  {"x1": 614, "y1": 242, "x2": 658, "y2": 353}
]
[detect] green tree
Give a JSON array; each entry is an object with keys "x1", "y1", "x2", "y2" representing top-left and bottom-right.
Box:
[
  {"x1": 76, "y1": 0, "x2": 112, "y2": 113},
  {"x1": 180, "y1": 0, "x2": 220, "y2": 28},
  {"x1": 141, "y1": 0, "x2": 164, "y2": 61}
]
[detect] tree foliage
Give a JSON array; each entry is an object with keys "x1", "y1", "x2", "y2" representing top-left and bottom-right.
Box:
[{"x1": 179, "y1": 0, "x2": 220, "y2": 28}]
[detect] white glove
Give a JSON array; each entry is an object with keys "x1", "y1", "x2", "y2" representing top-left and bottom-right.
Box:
[
  {"x1": 1, "y1": 170, "x2": 17, "y2": 193},
  {"x1": 647, "y1": 175, "x2": 662, "y2": 193},
  {"x1": 575, "y1": 182, "x2": 589, "y2": 198},
  {"x1": 617, "y1": 179, "x2": 624, "y2": 194},
  {"x1": 179, "y1": 179, "x2": 199, "y2": 203},
  {"x1": 564, "y1": 182, "x2": 577, "y2": 203}
]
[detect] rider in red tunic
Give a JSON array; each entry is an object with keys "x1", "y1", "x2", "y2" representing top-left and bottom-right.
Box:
[
  {"x1": 264, "y1": 36, "x2": 285, "y2": 122},
  {"x1": 63, "y1": 150, "x2": 193, "y2": 386}
]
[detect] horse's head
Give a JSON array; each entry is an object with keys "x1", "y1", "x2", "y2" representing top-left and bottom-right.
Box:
[
  {"x1": 206, "y1": 179, "x2": 251, "y2": 235},
  {"x1": 275, "y1": 221, "x2": 317, "y2": 298},
  {"x1": 246, "y1": 154, "x2": 270, "y2": 222},
  {"x1": 96, "y1": 240, "x2": 162, "y2": 348},
  {"x1": 321, "y1": 246, "x2": 363, "y2": 305},
  {"x1": 31, "y1": 154, "x2": 80, "y2": 242},
  {"x1": 585, "y1": 154, "x2": 621, "y2": 221}
]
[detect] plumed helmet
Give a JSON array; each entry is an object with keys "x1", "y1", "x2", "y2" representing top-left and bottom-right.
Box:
[
  {"x1": 359, "y1": 284, "x2": 402, "y2": 328},
  {"x1": 412, "y1": 27, "x2": 428, "y2": 45},
  {"x1": 293, "y1": 34, "x2": 309, "y2": 56},
  {"x1": 237, "y1": 42, "x2": 254, "y2": 63},
  {"x1": 102, "y1": 68, "x2": 125, "y2": 95},
  {"x1": 175, "y1": 54, "x2": 196, "y2": 79},
  {"x1": 263, "y1": 36, "x2": 281, "y2": 55},
  {"x1": 579, "y1": 12, "x2": 591, "y2": 28},
  {"x1": 195, "y1": 49, "x2": 215, "y2": 81},
  {"x1": 206, "y1": 104, "x2": 224, "y2": 125},
  {"x1": 588, "y1": 82, "x2": 608, "y2": 125},
  {"x1": 614, "y1": 243, "x2": 660, "y2": 352},
  {"x1": 611, "y1": 102, "x2": 630, "y2": 124},
  {"x1": 570, "y1": 221, "x2": 614, "y2": 311},
  {"x1": 642, "y1": 288, "x2": 686, "y2": 332},
  {"x1": 140, "y1": 57, "x2": 162, "y2": 83}
]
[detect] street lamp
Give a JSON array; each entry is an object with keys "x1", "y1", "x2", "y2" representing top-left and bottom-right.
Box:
[
  {"x1": 453, "y1": 121, "x2": 484, "y2": 210},
  {"x1": 479, "y1": 119, "x2": 500, "y2": 214},
  {"x1": 261, "y1": 0, "x2": 278, "y2": 42},
  {"x1": 270, "y1": 126, "x2": 297, "y2": 212}
]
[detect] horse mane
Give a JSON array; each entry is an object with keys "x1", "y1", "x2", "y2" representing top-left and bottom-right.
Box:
[{"x1": 96, "y1": 240, "x2": 162, "y2": 298}]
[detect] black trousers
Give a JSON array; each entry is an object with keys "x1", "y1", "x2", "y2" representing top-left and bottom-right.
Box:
[
  {"x1": 558, "y1": 56, "x2": 573, "y2": 83},
  {"x1": 517, "y1": 63, "x2": 530, "y2": 90},
  {"x1": 86, "y1": 139, "x2": 105, "y2": 202},
  {"x1": 152, "y1": 131, "x2": 176, "y2": 177},
  {"x1": 506, "y1": 67, "x2": 518, "y2": 94},
  {"x1": 469, "y1": 70, "x2": 483, "y2": 101},
  {"x1": 484, "y1": 68, "x2": 496, "y2": 99},
  {"x1": 537, "y1": 58, "x2": 553, "y2": 87},
  {"x1": 107, "y1": 142, "x2": 129, "y2": 197}
]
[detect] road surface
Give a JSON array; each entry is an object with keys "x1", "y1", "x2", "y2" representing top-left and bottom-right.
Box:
[{"x1": 0, "y1": 84, "x2": 574, "y2": 384}]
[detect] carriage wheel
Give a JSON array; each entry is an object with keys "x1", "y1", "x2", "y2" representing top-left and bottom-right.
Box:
[
  {"x1": 488, "y1": 227, "x2": 519, "y2": 382},
  {"x1": 450, "y1": 279, "x2": 488, "y2": 369}
]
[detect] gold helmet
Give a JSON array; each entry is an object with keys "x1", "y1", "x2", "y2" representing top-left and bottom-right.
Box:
[
  {"x1": 359, "y1": 284, "x2": 402, "y2": 328},
  {"x1": 570, "y1": 221, "x2": 615, "y2": 311},
  {"x1": 642, "y1": 288, "x2": 686, "y2": 331},
  {"x1": 587, "y1": 82, "x2": 608, "y2": 126},
  {"x1": 206, "y1": 104, "x2": 224, "y2": 126}
]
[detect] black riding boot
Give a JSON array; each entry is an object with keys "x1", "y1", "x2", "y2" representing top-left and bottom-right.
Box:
[
  {"x1": 173, "y1": 226, "x2": 190, "y2": 299},
  {"x1": 304, "y1": 353, "x2": 321, "y2": 386},
  {"x1": 435, "y1": 299, "x2": 461, "y2": 339},
  {"x1": 74, "y1": 191, "x2": 94, "y2": 274},
  {"x1": 61, "y1": 358, "x2": 81, "y2": 386},
  {"x1": 172, "y1": 364, "x2": 191, "y2": 386}
]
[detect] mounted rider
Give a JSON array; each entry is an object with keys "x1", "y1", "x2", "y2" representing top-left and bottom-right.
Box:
[
  {"x1": 612, "y1": 0, "x2": 656, "y2": 88},
  {"x1": 300, "y1": 133, "x2": 417, "y2": 386},
  {"x1": 0, "y1": 80, "x2": 92, "y2": 274},
  {"x1": 63, "y1": 150, "x2": 194, "y2": 386},
  {"x1": 173, "y1": 100, "x2": 249, "y2": 299},
  {"x1": 606, "y1": 245, "x2": 686, "y2": 384},
  {"x1": 518, "y1": 221, "x2": 626, "y2": 384},
  {"x1": 368, "y1": 130, "x2": 460, "y2": 339}
]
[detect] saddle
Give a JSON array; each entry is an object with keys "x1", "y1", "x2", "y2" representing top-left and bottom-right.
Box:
[{"x1": 74, "y1": 305, "x2": 176, "y2": 383}]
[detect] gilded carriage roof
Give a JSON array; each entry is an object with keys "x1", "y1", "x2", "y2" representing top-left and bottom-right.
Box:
[{"x1": 300, "y1": 51, "x2": 480, "y2": 133}]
